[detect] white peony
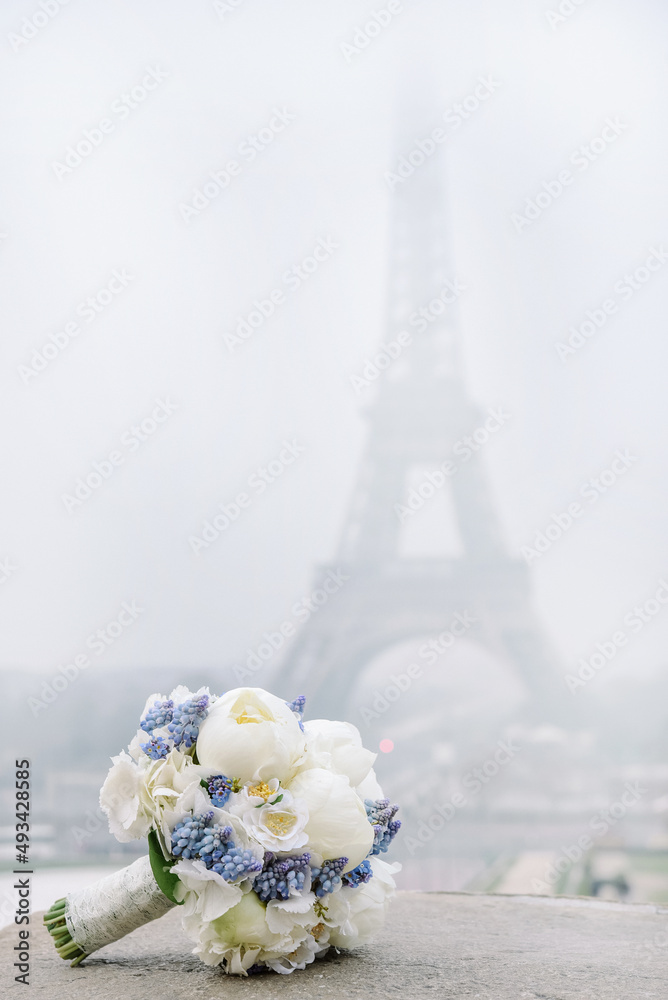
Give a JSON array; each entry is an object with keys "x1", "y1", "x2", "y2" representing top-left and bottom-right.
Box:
[
  {"x1": 302, "y1": 719, "x2": 376, "y2": 787},
  {"x1": 196, "y1": 687, "x2": 306, "y2": 783},
  {"x1": 355, "y1": 766, "x2": 384, "y2": 802},
  {"x1": 287, "y1": 768, "x2": 374, "y2": 872},
  {"x1": 229, "y1": 779, "x2": 309, "y2": 853},
  {"x1": 326, "y1": 857, "x2": 401, "y2": 948}
]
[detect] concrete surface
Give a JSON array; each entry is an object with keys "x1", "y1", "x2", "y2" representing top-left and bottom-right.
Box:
[{"x1": 3, "y1": 891, "x2": 668, "y2": 998}]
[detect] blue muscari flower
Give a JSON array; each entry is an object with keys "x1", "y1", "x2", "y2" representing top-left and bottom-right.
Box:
[
  {"x1": 207, "y1": 774, "x2": 234, "y2": 808},
  {"x1": 365, "y1": 798, "x2": 401, "y2": 855},
  {"x1": 286, "y1": 695, "x2": 306, "y2": 732},
  {"x1": 343, "y1": 858, "x2": 373, "y2": 888},
  {"x1": 196, "y1": 822, "x2": 232, "y2": 859},
  {"x1": 170, "y1": 811, "x2": 214, "y2": 858},
  {"x1": 372, "y1": 819, "x2": 401, "y2": 855},
  {"x1": 310, "y1": 857, "x2": 348, "y2": 897},
  {"x1": 140, "y1": 735, "x2": 171, "y2": 760},
  {"x1": 168, "y1": 693, "x2": 209, "y2": 749},
  {"x1": 169, "y1": 810, "x2": 261, "y2": 881},
  {"x1": 140, "y1": 698, "x2": 174, "y2": 733},
  {"x1": 211, "y1": 842, "x2": 264, "y2": 882},
  {"x1": 254, "y1": 852, "x2": 311, "y2": 902}
]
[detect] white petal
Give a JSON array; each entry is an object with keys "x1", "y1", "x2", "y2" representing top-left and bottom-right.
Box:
[
  {"x1": 265, "y1": 892, "x2": 316, "y2": 934},
  {"x1": 172, "y1": 859, "x2": 243, "y2": 921}
]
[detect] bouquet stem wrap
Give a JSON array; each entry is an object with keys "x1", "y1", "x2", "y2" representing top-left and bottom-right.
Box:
[{"x1": 44, "y1": 856, "x2": 175, "y2": 964}]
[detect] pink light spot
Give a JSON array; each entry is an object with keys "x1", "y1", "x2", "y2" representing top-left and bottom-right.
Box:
[{"x1": 379, "y1": 739, "x2": 394, "y2": 754}]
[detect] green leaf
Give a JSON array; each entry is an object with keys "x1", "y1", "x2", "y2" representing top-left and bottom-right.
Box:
[
  {"x1": 255, "y1": 792, "x2": 284, "y2": 808},
  {"x1": 147, "y1": 830, "x2": 183, "y2": 905}
]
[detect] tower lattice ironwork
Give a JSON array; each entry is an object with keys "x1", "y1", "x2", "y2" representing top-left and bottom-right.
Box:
[{"x1": 278, "y1": 151, "x2": 564, "y2": 724}]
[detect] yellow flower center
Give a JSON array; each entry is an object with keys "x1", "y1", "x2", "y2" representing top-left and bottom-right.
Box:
[
  {"x1": 310, "y1": 922, "x2": 325, "y2": 941},
  {"x1": 264, "y1": 812, "x2": 295, "y2": 836},
  {"x1": 235, "y1": 711, "x2": 259, "y2": 724},
  {"x1": 248, "y1": 782, "x2": 273, "y2": 801}
]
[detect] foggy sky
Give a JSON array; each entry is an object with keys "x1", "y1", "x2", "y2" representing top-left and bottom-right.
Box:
[{"x1": 2, "y1": 0, "x2": 668, "y2": 710}]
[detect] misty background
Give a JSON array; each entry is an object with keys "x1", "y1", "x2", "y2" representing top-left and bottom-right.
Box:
[{"x1": 3, "y1": 0, "x2": 668, "y2": 914}]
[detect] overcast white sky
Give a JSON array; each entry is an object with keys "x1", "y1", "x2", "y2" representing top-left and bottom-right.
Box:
[{"x1": 2, "y1": 0, "x2": 668, "y2": 705}]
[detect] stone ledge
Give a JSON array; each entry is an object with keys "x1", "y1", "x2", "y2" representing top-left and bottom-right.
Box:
[{"x1": 3, "y1": 891, "x2": 667, "y2": 998}]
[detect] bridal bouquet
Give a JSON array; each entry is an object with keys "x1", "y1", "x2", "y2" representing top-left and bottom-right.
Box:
[{"x1": 44, "y1": 686, "x2": 401, "y2": 976}]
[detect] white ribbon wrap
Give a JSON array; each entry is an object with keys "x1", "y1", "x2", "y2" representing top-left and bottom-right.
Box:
[{"x1": 65, "y1": 855, "x2": 176, "y2": 955}]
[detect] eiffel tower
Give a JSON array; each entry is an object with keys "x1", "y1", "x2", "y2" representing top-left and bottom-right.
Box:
[{"x1": 279, "y1": 143, "x2": 565, "y2": 727}]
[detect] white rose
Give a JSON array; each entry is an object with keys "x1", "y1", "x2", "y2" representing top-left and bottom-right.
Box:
[
  {"x1": 229, "y1": 779, "x2": 309, "y2": 853},
  {"x1": 302, "y1": 719, "x2": 376, "y2": 787},
  {"x1": 99, "y1": 752, "x2": 154, "y2": 842},
  {"x1": 287, "y1": 768, "x2": 373, "y2": 872},
  {"x1": 196, "y1": 687, "x2": 306, "y2": 783},
  {"x1": 327, "y1": 857, "x2": 400, "y2": 948}
]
